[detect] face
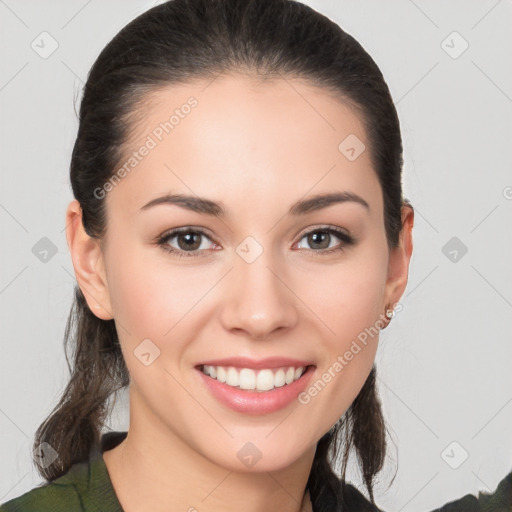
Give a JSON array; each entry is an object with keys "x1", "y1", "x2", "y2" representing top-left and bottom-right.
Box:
[{"x1": 68, "y1": 73, "x2": 411, "y2": 473}]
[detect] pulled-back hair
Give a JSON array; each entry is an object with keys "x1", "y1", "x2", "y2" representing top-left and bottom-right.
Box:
[{"x1": 34, "y1": 0, "x2": 408, "y2": 508}]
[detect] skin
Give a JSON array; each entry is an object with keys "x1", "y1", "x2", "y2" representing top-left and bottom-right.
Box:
[{"x1": 65, "y1": 72, "x2": 413, "y2": 512}]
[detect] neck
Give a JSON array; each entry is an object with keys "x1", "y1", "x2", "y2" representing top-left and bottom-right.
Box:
[{"x1": 103, "y1": 394, "x2": 315, "y2": 512}]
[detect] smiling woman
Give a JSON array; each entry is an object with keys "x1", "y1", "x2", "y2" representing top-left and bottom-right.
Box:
[{"x1": 1, "y1": 1, "x2": 510, "y2": 512}]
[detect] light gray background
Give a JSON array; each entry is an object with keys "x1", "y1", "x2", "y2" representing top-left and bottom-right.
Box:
[{"x1": 1, "y1": 0, "x2": 511, "y2": 510}]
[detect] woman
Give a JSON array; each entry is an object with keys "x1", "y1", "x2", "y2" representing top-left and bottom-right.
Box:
[{"x1": 1, "y1": 1, "x2": 510, "y2": 511}]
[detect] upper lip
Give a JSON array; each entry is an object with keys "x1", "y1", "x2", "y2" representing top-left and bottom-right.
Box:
[{"x1": 196, "y1": 356, "x2": 314, "y2": 370}]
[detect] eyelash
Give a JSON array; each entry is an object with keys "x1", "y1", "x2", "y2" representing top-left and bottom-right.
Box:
[{"x1": 156, "y1": 226, "x2": 356, "y2": 259}]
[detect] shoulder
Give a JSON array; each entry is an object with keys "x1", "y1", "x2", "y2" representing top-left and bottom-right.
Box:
[
  {"x1": 427, "y1": 470, "x2": 512, "y2": 512},
  {"x1": 342, "y1": 483, "x2": 382, "y2": 511},
  {"x1": 0, "y1": 461, "x2": 89, "y2": 512},
  {"x1": 340, "y1": 482, "x2": 383, "y2": 511},
  {"x1": 332, "y1": 470, "x2": 512, "y2": 511},
  {"x1": 311, "y1": 479, "x2": 382, "y2": 511},
  {"x1": 0, "y1": 431, "x2": 127, "y2": 512}
]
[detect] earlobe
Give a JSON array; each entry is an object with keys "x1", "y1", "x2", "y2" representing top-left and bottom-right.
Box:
[{"x1": 65, "y1": 199, "x2": 114, "y2": 320}]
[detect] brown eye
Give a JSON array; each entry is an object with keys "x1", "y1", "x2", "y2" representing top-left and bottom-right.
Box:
[
  {"x1": 157, "y1": 228, "x2": 218, "y2": 257},
  {"x1": 296, "y1": 227, "x2": 356, "y2": 254},
  {"x1": 176, "y1": 232, "x2": 202, "y2": 251},
  {"x1": 306, "y1": 231, "x2": 331, "y2": 250}
]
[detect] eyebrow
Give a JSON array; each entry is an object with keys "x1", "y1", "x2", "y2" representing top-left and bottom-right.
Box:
[{"x1": 139, "y1": 191, "x2": 370, "y2": 217}]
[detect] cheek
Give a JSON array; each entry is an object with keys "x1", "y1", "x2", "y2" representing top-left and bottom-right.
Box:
[
  {"x1": 299, "y1": 251, "x2": 388, "y2": 346},
  {"x1": 292, "y1": 249, "x2": 387, "y2": 421},
  {"x1": 105, "y1": 246, "x2": 218, "y2": 348}
]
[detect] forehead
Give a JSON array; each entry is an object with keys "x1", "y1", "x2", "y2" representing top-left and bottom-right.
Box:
[{"x1": 106, "y1": 73, "x2": 380, "y2": 217}]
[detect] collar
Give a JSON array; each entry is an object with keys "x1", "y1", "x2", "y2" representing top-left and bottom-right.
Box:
[{"x1": 77, "y1": 430, "x2": 128, "y2": 512}]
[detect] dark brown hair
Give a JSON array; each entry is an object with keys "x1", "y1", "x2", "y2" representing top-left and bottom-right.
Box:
[{"x1": 34, "y1": 0, "x2": 409, "y2": 508}]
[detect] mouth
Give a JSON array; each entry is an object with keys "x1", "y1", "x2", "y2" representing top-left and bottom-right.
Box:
[
  {"x1": 194, "y1": 361, "x2": 316, "y2": 415},
  {"x1": 195, "y1": 363, "x2": 315, "y2": 393}
]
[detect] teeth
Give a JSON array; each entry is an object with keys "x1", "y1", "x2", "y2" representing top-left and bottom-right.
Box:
[
  {"x1": 239, "y1": 368, "x2": 256, "y2": 390},
  {"x1": 216, "y1": 366, "x2": 226, "y2": 382},
  {"x1": 201, "y1": 365, "x2": 307, "y2": 392}
]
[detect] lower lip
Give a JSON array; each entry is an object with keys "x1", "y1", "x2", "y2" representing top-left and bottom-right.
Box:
[{"x1": 195, "y1": 366, "x2": 316, "y2": 415}]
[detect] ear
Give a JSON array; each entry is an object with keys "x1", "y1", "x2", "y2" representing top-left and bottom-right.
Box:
[
  {"x1": 65, "y1": 199, "x2": 114, "y2": 320},
  {"x1": 382, "y1": 203, "x2": 414, "y2": 313}
]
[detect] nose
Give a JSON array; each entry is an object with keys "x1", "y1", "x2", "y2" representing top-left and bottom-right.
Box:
[{"x1": 219, "y1": 253, "x2": 299, "y2": 340}]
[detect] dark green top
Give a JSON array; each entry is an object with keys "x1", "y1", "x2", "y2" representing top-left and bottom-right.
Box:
[
  {"x1": 1, "y1": 431, "x2": 511, "y2": 511},
  {"x1": 0, "y1": 432, "x2": 125, "y2": 512}
]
